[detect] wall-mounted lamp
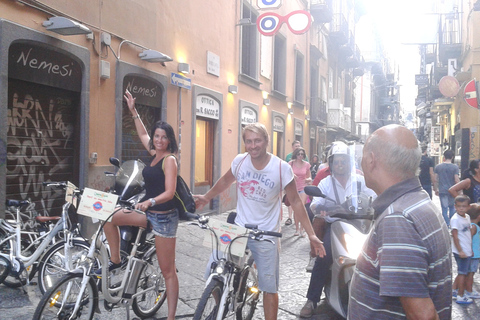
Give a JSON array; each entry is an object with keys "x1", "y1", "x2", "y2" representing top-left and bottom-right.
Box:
[
  {"x1": 178, "y1": 63, "x2": 190, "y2": 74},
  {"x1": 139, "y1": 49, "x2": 173, "y2": 63},
  {"x1": 288, "y1": 108, "x2": 294, "y2": 115},
  {"x1": 263, "y1": 98, "x2": 270, "y2": 106},
  {"x1": 228, "y1": 85, "x2": 238, "y2": 94},
  {"x1": 306, "y1": 114, "x2": 310, "y2": 121},
  {"x1": 42, "y1": 17, "x2": 91, "y2": 35}
]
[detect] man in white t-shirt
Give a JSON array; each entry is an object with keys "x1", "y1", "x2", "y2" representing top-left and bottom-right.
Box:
[{"x1": 195, "y1": 123, "x2": 325, "y2": 320}]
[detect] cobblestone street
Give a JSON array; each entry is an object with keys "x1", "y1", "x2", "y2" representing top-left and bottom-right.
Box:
[{"x1": 0, "y1": 196, "x2": 479, "y2": 319}]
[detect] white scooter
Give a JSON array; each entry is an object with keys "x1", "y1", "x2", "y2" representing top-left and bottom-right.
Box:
[{"x1": 304, "y1": 185, "x2": 374, "y2": 318}]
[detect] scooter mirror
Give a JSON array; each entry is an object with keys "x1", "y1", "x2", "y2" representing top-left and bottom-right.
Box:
[
  {"x1": 110, "y1": 157, "x2": 121, "y2": 168},
  {"x1": 304, "y1": 186, "x2": 325, "y2": 198}
]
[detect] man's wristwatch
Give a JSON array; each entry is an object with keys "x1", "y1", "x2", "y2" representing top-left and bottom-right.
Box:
[{"x1": 149, "y1": 198, "x2": 156, "y2": 207}]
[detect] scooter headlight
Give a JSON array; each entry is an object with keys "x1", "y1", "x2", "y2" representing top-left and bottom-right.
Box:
[{"x1": 344, "y1": 233, "x2": 367, "y2": 258}]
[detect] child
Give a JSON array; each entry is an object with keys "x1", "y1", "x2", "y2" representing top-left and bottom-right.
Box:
[
  {"x1": 451, "y1": 195, "x2": 473, "y2": 304},
  {"x1": 466, "y1": 203, "x2": 480, "y2": 298}
]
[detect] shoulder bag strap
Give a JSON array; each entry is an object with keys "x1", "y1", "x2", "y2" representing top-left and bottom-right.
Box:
[{"x1": 332, "y1": 177, "x2": 341, "y2": 205}]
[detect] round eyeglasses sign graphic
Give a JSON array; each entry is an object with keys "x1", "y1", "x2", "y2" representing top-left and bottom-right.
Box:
[
  {"x1": 257, "y1": 0, "x2": 283, "y2": 9},
  {"x1": 257, "y1": 10, "x2": 312, "y2": 36}
]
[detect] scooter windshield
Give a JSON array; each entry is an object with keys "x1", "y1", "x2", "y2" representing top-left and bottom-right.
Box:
[{"x1": 115, "y1": 160, "x2": 146, "y2": 200}]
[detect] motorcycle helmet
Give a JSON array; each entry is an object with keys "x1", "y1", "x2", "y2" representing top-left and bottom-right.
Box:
[{"x1": 327, "y1": 141, "x2": 350, "y2": 168}]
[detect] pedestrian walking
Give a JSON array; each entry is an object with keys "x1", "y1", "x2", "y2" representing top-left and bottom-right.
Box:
[
  {"x1": 433, "y1": 149, "x2": 460, "y2": 225},
  {"x1": 349, "y1": 124, "x2": 452, "y2": 320},
  {"x1": 194, "y1": 123, "x2": 325, "y2": 320},
  {"x1": 419, "y1": 144, "x2": 435, "y2": 199}
]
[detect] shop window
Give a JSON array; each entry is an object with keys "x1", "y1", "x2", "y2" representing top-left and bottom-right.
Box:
[{"x1": 195, "y1": 119, "x2": 213, "y2": 186}]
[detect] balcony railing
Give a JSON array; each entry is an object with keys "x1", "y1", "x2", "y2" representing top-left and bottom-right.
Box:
[
  {"x1": 310, "y1": 0, "x2": 333, "y2": 23},
  {"x1": 310, "y1": 97, "x2": 327, "y2": 124},
  {"x1": 329, "y1": 13, "x2": 348, "y2": 46}
]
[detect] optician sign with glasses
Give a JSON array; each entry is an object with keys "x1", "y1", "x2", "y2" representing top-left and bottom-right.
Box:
[{"x1": 257, "y1": 10, "x2": 312, "y2": 36}]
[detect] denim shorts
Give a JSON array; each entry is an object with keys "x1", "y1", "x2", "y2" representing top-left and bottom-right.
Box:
[
  {"x1": 453, "y1": 253, "x2": 471, "y2": 275},
  {"x1": 468, "y1": 258, "x2": 480, "y2": 273},
  {"x1": 146, "y1": 209, "x2": 179, "y2": 238},
  {"x1": 247, "y1": 237, "x2": 280, "y2": 293}
]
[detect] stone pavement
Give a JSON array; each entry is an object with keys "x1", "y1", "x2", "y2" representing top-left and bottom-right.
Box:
[{"x1": 0, "y1": 196, "x2": 479, "y2": 319}]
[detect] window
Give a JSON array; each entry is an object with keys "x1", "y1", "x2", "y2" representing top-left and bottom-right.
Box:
[
  {"x1": 294, "y1": 51, "x2": 305, "y2": 104},
  {"x1": 241, "y1": 3, "x2": 258, "y2": 79},
  {"x1": 273, "y1": 34, "x2": 286, "y2": 94}
]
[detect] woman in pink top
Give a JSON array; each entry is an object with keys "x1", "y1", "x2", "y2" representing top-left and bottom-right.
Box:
[{"x1": 289, "y1": 147, "x2": 312, "y2": 236}]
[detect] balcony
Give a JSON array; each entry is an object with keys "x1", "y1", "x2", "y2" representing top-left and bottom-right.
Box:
[
  {"x1": 329, "y1": 13, "x2": 349, "y2": 46},
  {"x1": 327, "y1": 108, "x2": 344, "y2": 130},
  {"x1": 434, "y1": 65, "x2": 448, "y2": 82},
  {"x1": 339, "y1": 31, "x2": 355, "y2": 58},
  {"x1": 310, "y1": 0, "x2": 333, "y2": 24},
  {"x1": 310, "y1": 97, "x2": 327, "y2": 125},
  {"x1": 346, "y1": 44, "x2": 362, "y2": 69},
  {"x1": 344, "y1": 113, "x2": 351, "y2": 132},
  {"x1": 425, "y1": 44, "x2": 436, "y2": 64},
  {"x1": 439, "y1": 12, "x2": 462, "y2": 64}
]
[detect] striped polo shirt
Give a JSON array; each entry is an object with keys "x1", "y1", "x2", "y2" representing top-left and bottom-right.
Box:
[{"x1": 348, "y1": 178, "x2": 452, "y2": 320}]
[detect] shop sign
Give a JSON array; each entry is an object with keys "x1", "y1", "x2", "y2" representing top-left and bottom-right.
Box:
[
  {"x1": 8, "y1": 42, "x2": 82, "y2": 92},
  {"x1": 196, "y1": 94, "x2": 219, "y2": 120},
  {"x1": 124, "y1": 75, "x2": 161, "y2": 107},
  {"x1": 258, "y1": 0, "x2": 282, "y2": 9},
  {"x1": 241, "y1": 107, "x2": 257, "y2": 125},
  {"x1": 207, "y1": 51, "x2": 220, "y2": 77},
  {"x1": 310, "y1": 127, "x2": 315, "y2": 139},
  {"x1": 295, "y1": 122, "x2": 303, "y2": 136},
  {"x1": 273, "y1": 116, "x2": 284, "y2": 132}
]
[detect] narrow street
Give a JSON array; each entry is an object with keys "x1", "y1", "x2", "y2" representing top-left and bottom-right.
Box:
[{"x1": 0, "y1": 196, "x2": 479, "y2": 319}]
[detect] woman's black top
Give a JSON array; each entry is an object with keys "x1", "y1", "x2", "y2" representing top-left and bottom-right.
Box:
[
  {"x1": 141, "y1": 156, "x2": 177, "y2": 211},
  {"x1": 464, "y1": 177, "x2": 480, "y2": 203}
]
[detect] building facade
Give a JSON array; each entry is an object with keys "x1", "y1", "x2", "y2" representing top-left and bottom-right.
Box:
[
  {"x1": 0, "y1": 0, "x2": 370, "y2": 217},
  {"x1": 416, "y1": 0, "x2": 480, "y2": 173}
]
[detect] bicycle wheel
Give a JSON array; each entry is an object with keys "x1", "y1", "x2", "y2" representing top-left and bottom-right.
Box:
[
  {"x1": 1, "y1": 227, "x2": 37, "y2": 287},
  {"x1": 0, "y1": 255, "x2": 11, "y2": 284},
  {"x1": 33, "y1": 273, "x2": 97, "y2": 320},
  {"x1": 132, "y1": 250, "x2": 167, "y2": 318},
  {"x1": 193, "y1": 278, "x2": 224, "y2": 320},
  {"x1": 236, "y1": 259, "x2": 260, "y2": 320},
  {"x1": 37, "y1": 239, "x2": 92, "y2": 294}
]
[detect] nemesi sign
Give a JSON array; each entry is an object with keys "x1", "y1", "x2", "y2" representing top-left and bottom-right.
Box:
[{"x1": 8, "y1": 42, "x2": 82, "y2": 92}]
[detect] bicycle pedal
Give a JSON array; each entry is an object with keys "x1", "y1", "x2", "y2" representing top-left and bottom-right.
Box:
[{"x1": 104, "y1": 300, "x2": 114, "y2": 312}]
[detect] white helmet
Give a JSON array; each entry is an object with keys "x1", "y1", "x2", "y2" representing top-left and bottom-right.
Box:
[{"x1": 327, "y1": 141, "x2": 349, "y2": 160}]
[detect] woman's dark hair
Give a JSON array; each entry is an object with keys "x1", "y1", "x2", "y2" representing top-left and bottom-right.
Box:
[
  {"x1": 292, "y1": 147, "x2": 306, "y2": 160},
  {"x1": 149, "y1": 121, "x2": 178, "y2": 153},
  {"x1": 469, "y1": 159, "x2": 480, "y2": 175}
]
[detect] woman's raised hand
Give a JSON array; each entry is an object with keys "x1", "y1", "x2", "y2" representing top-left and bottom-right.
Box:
[{"x1": 124, "y1": 89, "x2": 137, "y2": 113}]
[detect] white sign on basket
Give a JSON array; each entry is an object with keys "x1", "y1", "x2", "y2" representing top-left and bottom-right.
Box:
[
  {"x1": 203, "y1": 219, "x2": 248, "y2": 257},
  {"x1": 77, "y1": 188, "x2": 119, "y2": 222}
]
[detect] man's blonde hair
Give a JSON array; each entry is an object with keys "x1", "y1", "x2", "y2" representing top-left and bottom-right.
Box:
[{"x1": 242, "y1": 123, "x2": 269, "y2": 143}]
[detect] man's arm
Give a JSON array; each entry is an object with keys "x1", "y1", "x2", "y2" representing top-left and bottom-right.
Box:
[
  {"x1": 194, "y1": 169, "x2": 236, "y2": 210},
  {"x1": 429, "y1": 167, "x2": 435, "y2": 188},
  {"x1": 399, "y1": 297, "x2": 439, "y2": 320},
  {"x1": 284, "y1": 181, "x2": 326, "y2": 257}
]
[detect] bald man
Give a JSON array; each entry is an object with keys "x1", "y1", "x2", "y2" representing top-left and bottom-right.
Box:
[{"x1": 348, "y1": 125, "x2": 452, "y2": 320}]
